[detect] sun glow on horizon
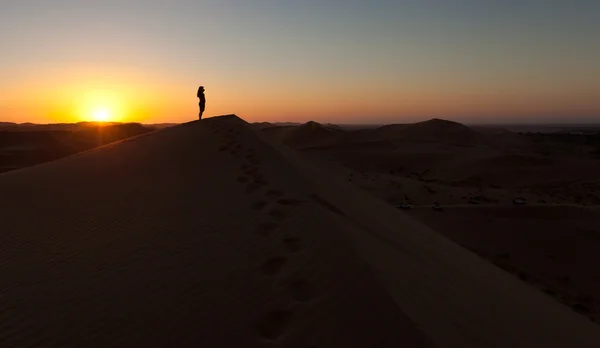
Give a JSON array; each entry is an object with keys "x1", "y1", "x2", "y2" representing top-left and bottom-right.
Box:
[
  {"x1": 92, "y1": 108, "x2": 111, "y2": 122},
  {"x1": 74, "y1": 89, "x2": 127, "y2": 123}
]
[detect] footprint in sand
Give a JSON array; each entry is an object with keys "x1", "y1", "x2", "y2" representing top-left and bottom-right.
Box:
[
  {"x1": 252, "y1": 177, "x2": 269, "y2": 187},
  {"x1": 227, "y1": 142, "x2": 241, "y2": 152},
  {"x1": 277, "y1": 198, "x2": 305, "y2": 206},
  {"x1": 290, "y1": 280, "x2": 313, "y2": 302},
  {"x1": 241, "y1": 164, "x2": 251, "y2": 171},
  {"x1": 246, "y1": 155, "x2": 261, "y2": 165},
  {"x1": 256, "y1": 310, "x2": 293, "y2": 340},
  {"x1": 256, "y1": 222, "x2": 279, "y2": 237},
  {"x1": 252, "y1": 201, "x2": 268, "y2": 210},
  {"x1": 265, "y1": 189, "x2": 284, "y2": 199},
  {"x1": 261, "y1": 257, "x2": 286, "y2": 276},
  {"x1": 241, "y1": 164, "x2": 260, "y2": 175},
  {"x1": 283, "y1": 238, "x2": 303, "y2": 253},
  {"x1": 247, "y1": 168, "x2": 261, "y2": 176},
  {"x1": 247, "y1": 170, "x2": 267, "y2": 183},
  {"x1": 268, "y1": 208, "x2": 288, "y2": 221},
  {"x1": 249, "y1": 171, "x2": 265, "y2": 181},
  {"x1": 246, "y1": 181, "x2": 267, "y2": 193}
]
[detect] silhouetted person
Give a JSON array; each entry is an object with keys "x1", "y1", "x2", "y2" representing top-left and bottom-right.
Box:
[{"x1": 197, "y1": 86, "x2": 206, "y2": 120}]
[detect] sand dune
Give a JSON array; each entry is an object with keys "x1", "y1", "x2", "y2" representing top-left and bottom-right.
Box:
[
  {"x1": 0, "y1": 123, "x2": 155, "y2": 174},
  {"x1": 340, "y1": 119, "x2": 481, "y2": 147},
  {"x1": 268, "y1": 145, "x2": 600, "y2": 347},
  {"x1": 2, "y1": 115, "x2": 600, "y2": 347},
  {"x1": 261, "y1": 118, "x2": 600, "y2": 206},
  {"x1": 392, "y1": 118, "x2": 480, "y2": 145},
  {"x1": 260, "y1": 121, "x2": 345, "y2": 150},
  {"x1": 0, "y1": 115, "x2": 429, "y2": 347},
  {"x1": 407, "y1": 205, "x2": 600, "y2": 322}
]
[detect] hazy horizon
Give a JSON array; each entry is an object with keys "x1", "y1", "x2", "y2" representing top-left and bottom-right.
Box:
[
  {"x1": 2, "y1": 1, "x2": 599, "y2": 125},
  {"x1": 3, "y1": 116, "x2": 600, "y2": 128}
]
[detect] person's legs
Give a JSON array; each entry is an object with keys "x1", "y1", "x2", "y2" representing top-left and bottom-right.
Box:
[{"x1": 199, "y1": 103, "x2": 203, "y2": 120}]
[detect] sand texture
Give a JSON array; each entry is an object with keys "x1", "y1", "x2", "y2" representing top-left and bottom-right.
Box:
[
  {"x1": 2, "y1": 115, "x2": 600, "y2": 347},
  {"x1": 0, "y1": 116, "x2": 430, "y2": 347}
]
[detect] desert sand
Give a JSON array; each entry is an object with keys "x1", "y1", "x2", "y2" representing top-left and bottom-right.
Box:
[
  {"x1": 0, "y1": 116, "x2": 429, "y2": 347},
  {"x1": 0, "y1": 123, "x2": 156, "y2": 174},
  {"x1": 407, "y1": 205, "x2": 600, "y2": 322},
  {"x1": 1, "y1": 115, "x2": 600, "y2": 347},
  {"x1": 260, "y1": 119, "x2": 600, "y2": 207},
  {"x1": 259, "y1": 118, "x2": 600, "y2": 345}
]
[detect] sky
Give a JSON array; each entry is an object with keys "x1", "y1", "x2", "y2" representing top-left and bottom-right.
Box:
[{"x1": 1, "y1": 0, "x2": 599, "y2": 124}]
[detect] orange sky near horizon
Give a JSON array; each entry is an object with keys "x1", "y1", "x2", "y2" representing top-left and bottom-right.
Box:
[
  {"x1": 2, "y1": 58, "x2": 598, "y2": 125},
  {"x1": 1, "y1": 1, "x2": 599, "y2": 125},
  {"x1": 3, "y1": 61, "x2": 597, "y2": 125}
]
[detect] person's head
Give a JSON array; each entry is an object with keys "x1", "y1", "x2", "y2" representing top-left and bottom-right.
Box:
[{"x1": 199, "y1": 86, "x2": 205, "y2": 91}]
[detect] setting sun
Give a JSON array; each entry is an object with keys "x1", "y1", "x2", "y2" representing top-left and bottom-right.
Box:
[
  {"x1": 92, "y1": 109, "x2": 111, "y2": 122},
  {"x1": 71, "y1": 89, "x2": 129, "y2": 123}
]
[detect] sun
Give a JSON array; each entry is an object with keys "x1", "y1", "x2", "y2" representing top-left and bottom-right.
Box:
[
  {"x1": 72, "y1": 89, "x2": 128, "y2": 123},
  {"x1": 92, "y1": 108, "x2": 111, "y2": 122}
]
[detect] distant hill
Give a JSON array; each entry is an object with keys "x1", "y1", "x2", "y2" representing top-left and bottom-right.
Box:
[
  {"x1": 0, "y1": 121, "x2": 178, "y2": 132},
  {"x1": 369, "y1": 119, "x2": 481, "y2": 146},
  {"x1": 401, "y1": 119, "x2": 479, "y2": 144},
  {"x1": 260, "y1": 118, "x2": 488, "y2": 149},
  {"x1": 65, "y1": 123, "x2": 154, "y2": 148},
  {"x1": 0, "y1": 123, "x2": 154, "y2": 173},
  {"x1": 261, "y1": 121, "x2": 346, "y2": 149},
  {"x1": 370, "y1": 124, "x2": 410, "y2": 139}
]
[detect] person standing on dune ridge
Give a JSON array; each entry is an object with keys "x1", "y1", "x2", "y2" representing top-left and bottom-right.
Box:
[{"x1": 197, "y1": 86, "x2": 206, "y2": 120}]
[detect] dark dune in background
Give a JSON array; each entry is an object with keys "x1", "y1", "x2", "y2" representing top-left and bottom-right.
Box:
[
  {"x1": 257, "y1": 118, "x2": 600, "y2": 323},
  {"x1": 0, "y1": 122, "x2": 176, "y2": 173},
  {"x1": 261, "y1": 121, "x2": 346, "y2": 149}
]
